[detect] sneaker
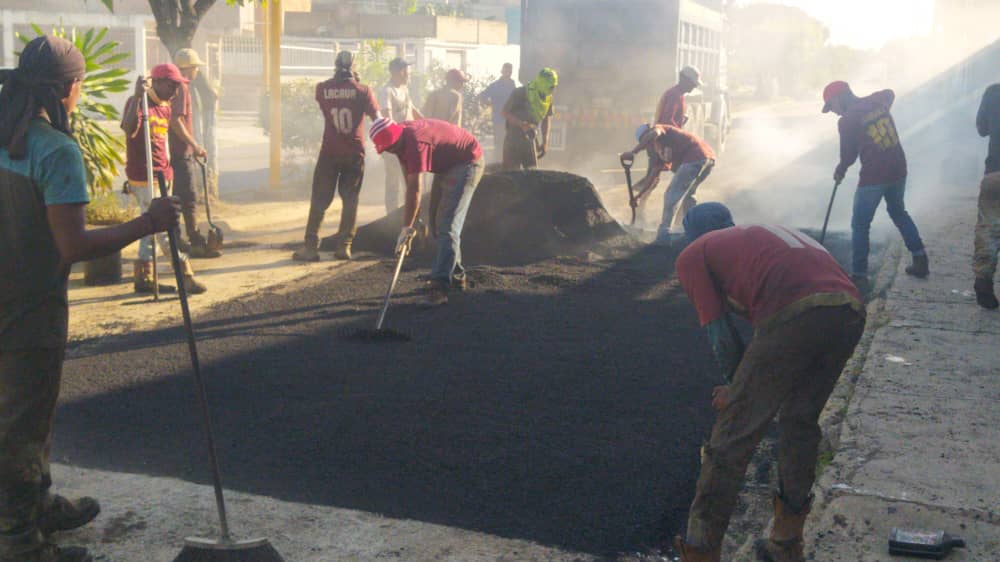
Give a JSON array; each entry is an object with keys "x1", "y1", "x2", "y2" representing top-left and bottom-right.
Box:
[
  {"x1": 905, "y1": 253, "x2": 929, "y2": 278},
  {"x1": 38, "y1": 495, "x2": 100, "y2": 535},
  {"x1": 974, "y1": 277, "x2": 999, "y2": 310},
  {"x1": 424, "y1": 280, "x2": 449, "y2": 306},
  {"x1": 189, "y1": 242, "x2": 222, "y2": 259}
]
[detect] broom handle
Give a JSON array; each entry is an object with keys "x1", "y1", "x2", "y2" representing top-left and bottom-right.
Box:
[
  {"x1": 375, "y1": 250, "x2": 407, "y2": 331},
  {"x1": 140, "y1": 87, "x2": 159, "y2": 301},
  {"x1": 156, "y1": 172, "x2": 232, "y2": 541}
]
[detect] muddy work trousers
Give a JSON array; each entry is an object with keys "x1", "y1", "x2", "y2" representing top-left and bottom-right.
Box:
[
  {"x1": 684, "y1": 305, "x2": 865, "y2": 550},
  {"x1": 973, "y1": 172, "x2": 1000, "y2": 280},
  {"x1": 0, "y1": 348, "x2": 63, "y2": 554},
  {"x1": 305, "y1": 154, "x2": 364, "y2": 246},
  {"x1": 171, "y1": 156, "x2": 203, "y2": 244}
]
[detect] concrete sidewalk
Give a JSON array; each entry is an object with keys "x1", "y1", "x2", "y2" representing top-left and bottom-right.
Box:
[{"x1": 805, "y1": 192, "x2": 1000, "y2": 560}]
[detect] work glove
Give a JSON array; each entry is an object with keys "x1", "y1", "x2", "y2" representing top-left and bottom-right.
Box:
[
  {"x1": 145, "y1": 196, "x2": 182, "y2": 233},
  {"x1": 395, "y1": 226, "x2": 417, "y2": 257},
  {"x1": 833, "y1": 166, "x2": 846, "y2": 183},
  {"x1": 711, "y1": 385, "x2": 731, "y2": 412}
]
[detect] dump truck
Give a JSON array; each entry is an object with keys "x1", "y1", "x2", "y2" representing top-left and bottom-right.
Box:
[{"x1": 519, "y1": 0, "x2": 729, "y2": 173}]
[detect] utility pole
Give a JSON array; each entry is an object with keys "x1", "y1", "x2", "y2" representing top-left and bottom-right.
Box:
[{"x1": 268, "y1": 0, "x2": 282, "y2": 189}]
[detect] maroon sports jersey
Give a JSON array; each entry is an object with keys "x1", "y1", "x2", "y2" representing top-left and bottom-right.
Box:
[
  {"x1": 676, "y1": 224, "x2": 861, "y2": 327},
  {"x1": 124, "y1": 95, "x2": 173, "y2": 182},
  {"x1": 316, "y1": 77, "x2": 379, "y2": 157},
  {"x1": 389, "y1": 119, "x2": 482, "y2": 175},
  {"x1": 836, "y1": 89, "x2": 907, "y2": 187}
]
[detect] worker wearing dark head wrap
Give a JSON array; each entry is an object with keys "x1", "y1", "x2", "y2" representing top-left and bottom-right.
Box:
[
  {"x1": 1, "y1": 35, "x2": 181, "y2": 562},
  {"x1": 0, "y1": 35, "x2": 85, "y2": 159}
]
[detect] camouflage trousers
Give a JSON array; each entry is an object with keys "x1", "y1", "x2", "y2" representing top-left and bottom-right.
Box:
[
  {"x1": 684, "y1": 305, "x2": 865, "y2": 550},
  {"x1": 0, "y1": 348, "x2": 63, "y2": 543},
  {"x1": 973, "y1": 172, "x2": 1000, "y2": 280}
]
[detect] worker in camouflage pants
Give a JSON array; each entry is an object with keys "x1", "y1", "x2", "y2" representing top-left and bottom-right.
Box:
[{"x1": 974, "y1": 85, "x2": 1000, "y2": 309}]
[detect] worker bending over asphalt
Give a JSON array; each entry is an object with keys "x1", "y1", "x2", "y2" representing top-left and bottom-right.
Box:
[
  {"x1": 622, "y1": 124, "x2": 715, "y2": 245},
  {"x1": 293, "y1": 51, "x2": 380, "y2": 262},
  {"x1": 501, "y1": 67, "x2": 557, "y2": 171},
  {"x1": 672, "y1": 203, "x2": 865, "y2": 562},
  {"x1": 822, "y1": 80, "x2": 927, "y2": 292},
  {"x1": 370, "y1": 117, "x2": 484, "y2": 305},
  {"x1": 974, "y1": 83, "x2": 1000, "y2": 309},
  {"x1": 1, "y1": 36, "x2": 181, "y2": 562},
  {"x1": 655, "y1": 65, "x2": 701, "y2": 129},
  {"x1": 121, "y1": 64, "x2": 207, "y2": 294}
]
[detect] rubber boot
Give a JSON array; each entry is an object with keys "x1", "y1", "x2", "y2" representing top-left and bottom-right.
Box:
[
  {"x1": 754, "y1": 493, "x2": 811, "y2": 562},
  {"x1": 292, "y1": 237, "x2": 320, "y2": 262},
  {"x1": 905, "y1": 253, "x2": 929, "y2": 278},
  {"x1": 180, "y1": 260, "x2": 207, "y2": 295},
  {"x1": 38, "y1": 494, "x2": 100, "y2": 535},
  {"x1": 673, "y1": 535, "x2": 721, "y2": 562},
  {"x1": 132, "y1": 261, "x2": 175, "y2": 294},
  {"x1": 333, "y1": 238, "x2": 352, "y2": 261},
  {"x1": 974, "y1": 277, "x2": 999, "y2": 309}
]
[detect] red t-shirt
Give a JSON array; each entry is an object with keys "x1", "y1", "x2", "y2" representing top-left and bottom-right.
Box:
[
  {"x1": 836, "y1": 89, "x2": 907, "y2": 186},
  {"x1": 316, "y1": 77, "x2": 380, "y2": 157},
  {"x1": 169, "y1": 82, "x2": 194, "y2": 160},
  {"x1": 389, "y1": 119, "x2": 483, "y2": 175},
  {"x1": 655, "y1": 84, "x2": 686, "y2": 128},
  {"x1": 654, "y1": 125, "x2": 715, "y2": 170},
  {"x1": 124, "y1": 95, "x2": 173, "y2": 182},
  {"x1": 675, "y1": 224, "x2": 861, "y2": 327}
]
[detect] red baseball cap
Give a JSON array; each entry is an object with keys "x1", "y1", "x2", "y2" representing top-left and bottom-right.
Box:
[
  {"x1": 151, "y1": 63, "x2": 189, "y2": 84},
  {"x1": 822, "y1": 81, "x2": 850, "y2": 113},
  {"x1": 369, "y1": 117, "x2": 403, "y2": 153}
]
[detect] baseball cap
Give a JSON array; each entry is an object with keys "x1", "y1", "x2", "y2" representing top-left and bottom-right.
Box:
[
  {"x1": 822, "y1": 81, "x2": 850, "y2": 113},
  {"x1": 388, "y1": 57, "x2": 411, "y2": 72},
  {"x1": 335, "y1": 50, "x2": 354, "y2": 69},
  {"x1": 446, "y1": 69, "x2": 468, "y2": 83},
  {"x1": 634, "y1": 123, "x2": 651, "y2": 142},
  {"x1": 369, "y1": 117, "x2": 403, "y2": 153},
  {"x1": 173, "y1": 48, "x2": 204, "y2": 68},
  {"x1": 151, "y1": 63, "x2": 189, "y2": 83},
  {"x1": 679, "y1": 65, "x2": 703, "y2": 87}
]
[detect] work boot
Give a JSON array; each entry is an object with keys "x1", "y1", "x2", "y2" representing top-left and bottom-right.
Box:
[
  {"x1": 181, "y1": 260, "x2": 207, "y2": 295},
  {"x1": 424, "y1": 279, "x2": 449, "y2": 306},
  {"x1": 905, "y1": 253, "x2": 929, "y2": 278},
  {"x1": 974, "y1": 277, "x2": 999, "y2": 309},
  {"x1": 38, "y1": 495, "x2": 100, "y2": 535},
  {"x1": 673, "y1": 535, "x2": 721, "y2": 562},
  {"x1": 0, "y1": 528, "x2": 91, "y2": 562},
  {"x1": 189, "y1": 232, "x2": 222, "y2": 259},
  {"x1": 333, "y1": 239, "x2": 352, "y2": 261},
  {"x1": 292, "y1": 238, "x2": 320, "y2": 262},
  {"x1": 754, "y1": 493, "x2": 811, "y2": 562},
  {"x1": 132, "y1": 261, "x2": 175, "y2": 294}
]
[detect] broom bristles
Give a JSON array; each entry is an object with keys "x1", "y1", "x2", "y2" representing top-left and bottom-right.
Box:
[{"x1": 172, "y1": 537, "x2": 285, "y2": 562}]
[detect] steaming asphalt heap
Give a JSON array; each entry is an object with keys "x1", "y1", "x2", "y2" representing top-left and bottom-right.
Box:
[{"x1": 58, "y1": 171, "x2": 867, "y2": 557}]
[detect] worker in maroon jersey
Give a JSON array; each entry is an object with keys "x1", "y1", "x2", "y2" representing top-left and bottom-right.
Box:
[
  {"x1": 370, "y1": 117, "x2": 484, "y2": 305},
  {"x1": 670, "y1": 203, "x2": 865, "y2": 562},
  {"x1": 293, "y1": 51, "x2": 380, "y2": 262},
  {"x1": 655, "y1": 64, "x2": 701, "y2": 129},
  {"x1": 621, "y1": 123, "x2": 715, "y2": 245},
  {"x1": 822, "y1": 80, "x2": 927, "y2": 292}
]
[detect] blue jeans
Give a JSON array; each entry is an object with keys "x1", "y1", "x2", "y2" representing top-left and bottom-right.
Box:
[
  {"x1": 851, "y1": 177, "x2": 925, "y2": 276},
  {"x1": 658, "y1": 159, "x2": 715, "y2": 239},
  {"x1": 430, "y1": 158, "x2": 484, "y2": 282}
]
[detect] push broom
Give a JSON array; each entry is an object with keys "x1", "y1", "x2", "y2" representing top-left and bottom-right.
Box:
[{"x1": 153, "y1": 171, "x2": 284, "y2": 562}]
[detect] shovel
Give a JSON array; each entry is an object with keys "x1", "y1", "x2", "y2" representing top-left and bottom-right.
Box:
[
  {"x1": 345, "y1": 229, "x2": 418, "y2": 343},
  {"x1": 819, "y1": 179, "x2": 842, "y2": 245},
  {"x1": 620, "y1": 153, "x2": 637, "y2": 225},
  {"x1": 194, "y1": 156, "x2": 224, "y2": 253}
]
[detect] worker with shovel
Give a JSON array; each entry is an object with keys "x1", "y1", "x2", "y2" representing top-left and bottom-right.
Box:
[
  {"x1": 0, "y1": 36, "x2": 182, "y2": 562},
  {"x1": 292, "y1": 51, "x2": 380, "y2": 262},
  {"x1": 822, "y1": 81, "x2": 928, "y2": 292},
  {"x1": 121, "y1": 64, "x2": 207, "y2": 294},
  {"x1": 169, "y1": 48, "x2": 220, "y2": 259},
  {"x1": 370, "y1": 117, "x2": 484, "y2": 305},
  {"x1": 672, "y1": 203, "x2": 865, "y2": 562},
  {"x1": 501, "y1": 67, "x2": 557, "y2": 171},
  {"x1": 621, "y1": 123, "x2": 715, "y2": 246}
]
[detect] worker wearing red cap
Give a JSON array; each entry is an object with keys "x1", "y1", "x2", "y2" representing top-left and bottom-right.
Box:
[
  {"x1": 370, "y1": 117, "x2": 484, "y2": 305},
  {"x1": 423, "y1": 69, "x2": 468, "y2": 127},
  {"x1": 121, "y1": 63, "x2": 207, "y2": 295},
  {"x1": 292, "y1": 50, "x2": 380, "y2": 262},
  {"x1": 822, "y1": 80, "x2": 927, "y2": 291}
]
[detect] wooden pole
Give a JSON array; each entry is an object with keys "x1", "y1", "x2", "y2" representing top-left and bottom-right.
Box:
[{"x1": 268, "y1": 0, "x2": 282, "y2": 188}]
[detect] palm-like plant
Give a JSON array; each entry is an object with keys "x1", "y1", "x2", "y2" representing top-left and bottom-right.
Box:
[{"x1": 18, "y1": 24, "x2": 131, "y2": 196}]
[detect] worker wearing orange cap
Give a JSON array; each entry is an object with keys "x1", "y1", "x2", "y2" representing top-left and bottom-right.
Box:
[{"x1": 822, "y1": 80, "x2": 927, "y2": 292}]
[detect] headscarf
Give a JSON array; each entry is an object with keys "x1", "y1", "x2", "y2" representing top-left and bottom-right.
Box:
[
  {"x1": 0, "y1": 35, "x2": 85, "y2": 159},
  {"x1": 683, "y1": 202, "x2": 735, "y2": 242},
  {"x1": 525, "y1": 67, "x2": 557, "y2": 123}
]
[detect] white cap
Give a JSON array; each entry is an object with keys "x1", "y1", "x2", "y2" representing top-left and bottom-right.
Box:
[{"x1": 680, "y1": 65, "x2": 703, "y2": 88}]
